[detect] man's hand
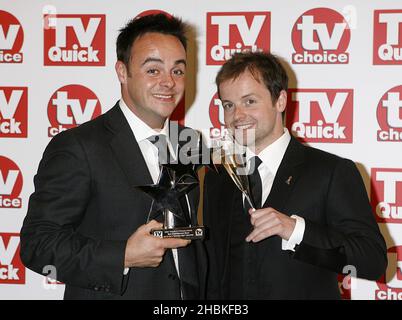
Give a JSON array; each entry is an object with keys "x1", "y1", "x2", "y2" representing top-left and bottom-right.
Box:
[
  {"x1": 124, "y1": 220, "x2": 190, "y2": 268},
  {"x1": 246, "y1": 207, "x2": 296, "y2": 243}
]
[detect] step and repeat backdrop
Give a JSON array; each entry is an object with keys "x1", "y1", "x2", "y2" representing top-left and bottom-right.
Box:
[{"x1": 0, "y1": 0, "x2": 401, "y2": 300}]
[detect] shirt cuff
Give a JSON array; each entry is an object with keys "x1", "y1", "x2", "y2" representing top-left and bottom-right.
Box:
[
  {"x1": 123, "y1": 267, "x2": 129, "y2": 275},
  {"x1": 281, "y1": 215, "x2": 305, "y2": 252}
]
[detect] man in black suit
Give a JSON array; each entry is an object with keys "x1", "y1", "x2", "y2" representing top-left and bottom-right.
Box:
[
  {"x1": 20, "y1": 14, "x2": 206, "y2": 299},
  {"x1": 204, "y1": 52, "x2": 387, "y2": 299}
]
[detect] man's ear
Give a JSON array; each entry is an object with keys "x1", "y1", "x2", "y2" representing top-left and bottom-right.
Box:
[
  {"x1": 276, "y1": 90, "x2": 287, "y2": 113},
  {"x1": 115, "y1": 61, "x2": 128, "y2": 84}
]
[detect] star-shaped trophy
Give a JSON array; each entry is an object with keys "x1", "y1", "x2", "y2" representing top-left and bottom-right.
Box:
[
  {"x1": 136, "y1": 160, "x2": 208, "y2": 240},
  {"x1": 136, "y1": 132, "x2": 218, "y2": 240}
]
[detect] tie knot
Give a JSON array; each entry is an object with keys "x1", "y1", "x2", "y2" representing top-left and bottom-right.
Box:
[
  {"x1": 249, "y1": 156, "x2": 262, "y2": 174},
  {"x1": 148, "y1": 134, "x2": 170, "y2": 164}
]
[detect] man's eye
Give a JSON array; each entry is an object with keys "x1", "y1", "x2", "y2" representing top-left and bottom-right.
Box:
[
  {"x1": 147, "y1": 69, "x2": 159, "y2": 75},
  {"x1": 223, "y1": 103, "x2": 234, "y2": 110},
  {"x1": 173, "y1": 69, "x2": 185, "y2": 76},
  {"x1": 246, "y1": 99, "x2": 256, "y2": 105}
]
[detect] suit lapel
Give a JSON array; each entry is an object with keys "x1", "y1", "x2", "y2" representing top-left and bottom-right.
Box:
[
  {"x1": 263, "y1": 136, "x2": 305, "y2": 214},
  {"x1": 104, "y1": 103, "x2": 153, "y2": 187}
]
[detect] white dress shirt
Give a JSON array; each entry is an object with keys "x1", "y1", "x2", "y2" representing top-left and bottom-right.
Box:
[
  {"x1": 119, "y1": 99, "x2": 181, "y2": 275},
  {"x1": 245, "y1": 128, "x2": 305, "y2": 251}
]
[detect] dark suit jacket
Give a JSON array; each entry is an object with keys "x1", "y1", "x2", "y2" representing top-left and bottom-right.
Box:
[
  {"x1": 20, "y1": 102, "x2": 207, "y2": 300},
  {"x1": 204, "y1": 136, "x2": 387, "y2": 299}
]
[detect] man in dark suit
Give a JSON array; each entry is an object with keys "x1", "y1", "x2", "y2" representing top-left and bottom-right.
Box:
[
  {"x1": 204, "y1": 52, "x2": 387, "y2": 299},
  {"x1": 20, "y1": 14, "x2": 206, "y2": 300}
]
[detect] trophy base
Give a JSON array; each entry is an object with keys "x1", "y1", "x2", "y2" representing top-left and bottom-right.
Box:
[{"x1": 151, "y1": 226, "x2": 205, "y2": 240}]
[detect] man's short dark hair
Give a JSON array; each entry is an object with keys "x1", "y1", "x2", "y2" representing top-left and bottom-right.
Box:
[
  {"x1": 216, "y1": 52, "x2": 288, "y2": 103},
  {"x1": 116, "y1": 13, "x2": 187, "y2": 68}
]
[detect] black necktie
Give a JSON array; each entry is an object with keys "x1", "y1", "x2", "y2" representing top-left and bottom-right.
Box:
[
  {"x1": 245, "y1": 156, "x2": 262, "y2": 211},
  {"x1": 148, "y1": 134, "x2": 170, "y2": 165}
]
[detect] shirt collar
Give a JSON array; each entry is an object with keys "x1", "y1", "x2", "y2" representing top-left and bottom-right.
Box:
[
  {"x1": 119, "y1": 98, "x2": 170, "y2": 142},
  {"x1": 246, "y1": 128, "x2": 291, "y2": 176}
]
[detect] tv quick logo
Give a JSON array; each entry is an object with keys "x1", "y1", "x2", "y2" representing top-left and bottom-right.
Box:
[
  {"x1": 44, "y1": 14, "x2": 105, "y2": 66},
  {"x1": 206, "y1": 12, "x2": 270, "y2": 65},
  {"x1": 371, "y1": 168, "x2": 402, "y2": 223},
  {"x1": 377, "y1": 85, "x2": 402, "y2": 141},
  {"x1": 286, "y1": 89, "x2": 353, "y2": 143},
  {"x1": 376, "y1": 246, "x2": 402, "y2": 300},
  {"x1": 0, "y1": 156, "x2": 22, "y2": 209},
  {"x1": 47, "y1": 85, "x2": 102, "y2": 137},
  {"x1": 0, "y1": 10, "x2": 23, "y2": 63},
  {"x1": 292, "y1": 8, "x2": 351, "y2": 64},
  {"x1": 0, "y1": 87, "x2": 28, "y2": 137},
  {"x1": 0, "y1": 233, "x2": 25, "y2": 284},
  {"x1": 374, "y1": 10, "x2": 402, "y2": 65}
]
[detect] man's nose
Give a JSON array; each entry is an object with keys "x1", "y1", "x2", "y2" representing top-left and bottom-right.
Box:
[
  {"x1": 233, "y1": 106, "x2": 247, "y2": 121},
  {"x1": 160, "y1": 73, "x2": 175, "y2": 88}
]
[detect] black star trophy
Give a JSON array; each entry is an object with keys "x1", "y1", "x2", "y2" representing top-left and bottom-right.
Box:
[{"x1": 136, "y1": 136, "x2": 215, "y2": 240}]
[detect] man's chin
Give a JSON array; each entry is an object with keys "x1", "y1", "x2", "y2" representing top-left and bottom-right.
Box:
[{"x1": 232, "y1": 129, "x2": 257, "y2": 148}]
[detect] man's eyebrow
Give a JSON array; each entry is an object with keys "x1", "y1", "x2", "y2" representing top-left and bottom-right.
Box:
[
  {"x1": 175, "y1": 59, "x2": 186, "y2": 66},
  {"x1": 141, "y1": 57, "x2": 163, "y2": 66},
  {"x1": 141, "y1": 57, "x2": 187, "y2": 67},
  {"x1": 240, "y1": 93, "x2": 255, "y2": 99}
]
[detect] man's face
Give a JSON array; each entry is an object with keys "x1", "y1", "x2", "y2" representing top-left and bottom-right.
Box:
[
  {"x1": 219, "y1": 70, "x2": 286, "y2": 153},
  {"x1": 116, "y1": 32, "x2": 186, "y2": 129}
]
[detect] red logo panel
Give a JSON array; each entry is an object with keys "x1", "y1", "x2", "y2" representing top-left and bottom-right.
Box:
[
  {"x1": 373, "y1": 10, "x2": 402, "y2": 65},
  {"x1": 0, "y1": 156, "x2": 23, "y2": 209},
  {"x1": 44, "y1": 14, "x2": 105, "y2": 66},
  {"x1": 286, "y1": 89, "x2": 353, "y2": 143},
  {"x1": 0, "y1": 233, "x2": 25, "y2": 284},
  {"x1": 0, "y1": 10, "x2": 23, "y2": 63},
  {"x1": 47, "y1": 84, "x2": 102, "y2": 137},
  {"x1": 206, "y1": 12, "x2": 270, "y2": 65},
  {"x1": 292, "y1": 8, "x2": 351, "y2": 64}
]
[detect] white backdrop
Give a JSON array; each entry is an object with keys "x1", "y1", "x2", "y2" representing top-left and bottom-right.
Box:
[{"x1": 0, "y1": 0, "x2": 401, "y2": 300}]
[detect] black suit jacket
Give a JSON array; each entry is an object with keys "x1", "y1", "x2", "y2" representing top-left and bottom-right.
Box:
[
  {"x1": 20, "y1": 102, "x2": 207, "y2": 300},
  {"x1": 204, "y1": 136, "x2": 387, "y2": 299}
]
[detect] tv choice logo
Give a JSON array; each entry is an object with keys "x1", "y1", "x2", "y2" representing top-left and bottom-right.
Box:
[
  {"x1": 0, "y1": 156, "x2": 23, "y2": 209},
  {"x1": 0, "y1": 87, "x2": 28, "y2": 138},
  {"x1": 0, "y1": 233, "x2": 25, "y2": 284},
  {"x1": 376, "y1": 246, "x2": 402, "y2": 300},
  {"x1": 208, "y1": 91, "x2": 231, "y2": 139},
  {"x1": 209, "y1": 92, "x2": 226, "y2": 138},
  {"x1": 47, "y1": 84, "x2": 102, "y2": 137},
  {"x1": 292, "y1": 8, "x2": 351, "y2": 64},
  {"x1": 371, "y1": 168, "x2": 402, "y2": 223},
  {"x1": 377, "y1": 85, "x2": 402, "y2": 141},
  {"x1": 373, "y1": 10, "x2": 402, "y2": 65},
  {"x1": 206, "y1": 12, "x2": 270, "y2": 65},
  {"x1": 0, "y1": 10, "x2": 23, "y2": 63},
  {"x1": 44, "y1": 14, "x2": 105, "y2": 66},
  {"x1": 286, "y1": 89, "x2": 353, "y2": 143}
]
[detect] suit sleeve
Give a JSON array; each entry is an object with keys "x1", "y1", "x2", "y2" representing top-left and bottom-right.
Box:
[
  {"x1": 293, "y1": 158, "x2": 387, "y2": 280},
  {"x1": 20, "y1": 131, "x2": 128, "y2": 295}
]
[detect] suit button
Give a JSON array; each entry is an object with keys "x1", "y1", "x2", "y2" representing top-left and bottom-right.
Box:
[{"x1": 94, "y1": 286, "x2": 99, "y2": 291}]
